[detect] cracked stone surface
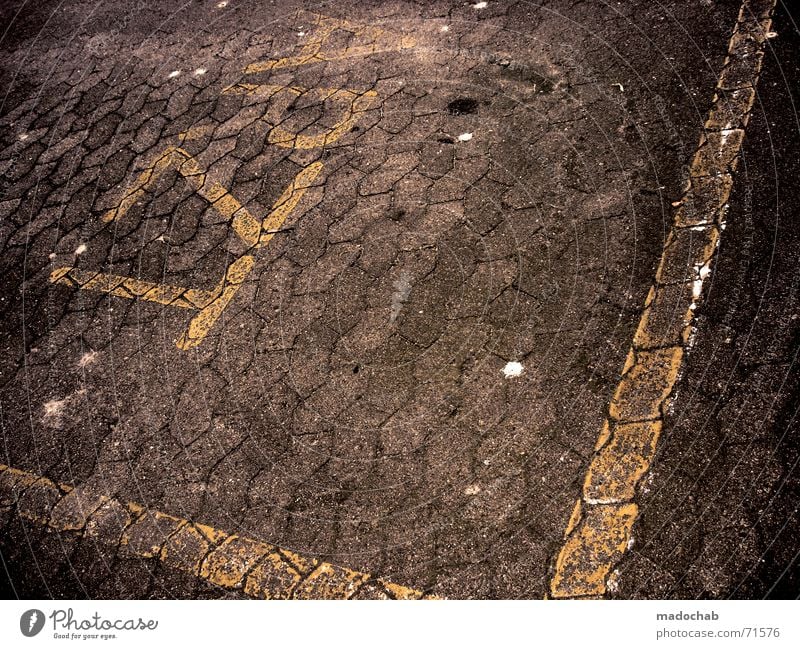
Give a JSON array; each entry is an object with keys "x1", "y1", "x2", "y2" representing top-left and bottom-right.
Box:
[{"x1": 1, "y1": 0, "x2": 775, "y2": 599}]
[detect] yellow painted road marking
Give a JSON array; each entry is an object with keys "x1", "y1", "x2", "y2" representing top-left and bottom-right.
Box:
[
  {"x1": 243, "y1": 11, "x2": 416, "y2": 74},
  {"x1": 99, "y1": 146, "x2": 263, "y2": 247},
  {"x1": 260, "y1": 162, "x2": 322, "y2": 246},
  {"x1": 219, "y1": 84, "x2": 379, "y2": 150},
  {"x1": 176, "y1": 254, "x2": 254, "y2": 350},
  {"x1": 53, "y1": 10, "x2": 405, "y2": 348},
  {"x1": 50, "y1": 147, "x2": 321, "y2": 348},
  {"x1": 550, "y1": 0, "x2": 777, "y2": 598},
  {"x1": 49, "y1": 267, "x2": 214, "y2": 309},
  {"x1": 0, "y1": 464, "x2": 429, "y2": 599}
]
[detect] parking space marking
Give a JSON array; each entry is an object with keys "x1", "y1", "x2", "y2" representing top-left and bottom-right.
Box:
[
  {"x1": 49, "y1": 149, "x2": 321, "y2": 349},
  {"x1": 0, "y1": 463, "x2": 429, "y2": 599},
  {"x1": 225, "y1": 84, "x2": 379, "y2": 150},
  {"x1": 549, "y1": 0, "x2": 777, "y2": 599},
  {"x1": 243, "y1": 11, "x2": 416, "y2": 74},
  {"x1": 46, "y1": 11, "x2": 400, "y2": 351},
  {"x1": 98, "y1": 146, "x2": 263, "y2": 245}
]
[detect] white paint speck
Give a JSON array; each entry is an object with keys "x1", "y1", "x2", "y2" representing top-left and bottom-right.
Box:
[
  {"x1": 74, "y1": 243, "x2": 87, "y2": 255},
  {"x1": 168, "y1": 70, "x2": 181, "y2": 79},
  {"x1": 691, "y1": 278, "x2": 703, "y2": 302},
  {"x1": 44, "y1": 400, "x2": 64, "y2": 416},
  {"x1": 297, "y1": 31, "x2": 306, "y2": 37},
  {"x1": 217, "y1": 1, "x2": 228, "y2": 7},
  {"x1": 43, "y1": 399, "x2": 67, "y2": 423},
  {"x1": 719, "y1": 128, "x2": 737, "y2": 146},
  {"x1": 79, "y1": 350, "x2": 99, "y2": 368},
  {"x1": 473, "y1": 1, "x2": 488, "y2": 8},
  {"x1": 48, "y1": 252, "x2": 56, "y2": 260},
  {"x1": 193, "y1": 68, "x2": 207, "y2": 76},
  {"x1": 464, "y1": 484, "x2": 481, "y2": 495},
  {"x1": 458, "y1": 132, "x2": 473, "y2": 142},
  {"x1": 440, "y1": 25, "x2": 450, "y2": 32},
  {"x1": 606, "y1": 570, "x2": 620, "y2": 593},
  {"x1": 585, "y1": 496, "x2": 619, "y2": 505},
  {"x1": 19, "y1": 133, "x2": 28, "y2": 141},
  {"x1": 690, "y1": 261, "x2": 712, "y2": 306},
  {"x1": 502, "y1": 361, "x2": 523, "y2": 378}
]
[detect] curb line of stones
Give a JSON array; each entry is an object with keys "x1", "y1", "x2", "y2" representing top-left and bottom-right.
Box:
[
  {"x1": 0, "y1": 464, "x2": 429, "y2": 600},
  {"x1": 548, "y1": 0, "x2": 778, "y2": 599}
]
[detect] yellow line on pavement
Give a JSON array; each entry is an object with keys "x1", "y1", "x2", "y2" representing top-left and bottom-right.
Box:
[
  {"x1": 0, "y1": 463, "x2": 430, "y2": 600},
  {"x1": 550, "y1": 0, "x2": 777, "y2": 598},
  {"x1": 49, "y1": 150, "x2": 322, "y2": 349},
  {"x1": 243, "y1": 12, "x2": 416, "y2": 74}
]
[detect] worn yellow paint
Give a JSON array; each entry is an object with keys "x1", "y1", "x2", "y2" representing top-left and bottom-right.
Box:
[
  {"x1": 594, "y1": 420, "x2": 612, "y2": 452},
  {"x1": 243, "y1": 12, "x2": 416, "y2": 74},
  {"x1": 674, "y1": 175, "x2": 733, "y2": 227},
  {"x1": 583, "y1": 421, "x2": 663, "y2": 503},
  {"x1": 0, "y1": 463, "x2": 427, "y2": 599},
  {"x1": 550, "y1": 0, "x2": 776, "y2": 599},
  {"x1": 294, "y1": 563, "x2": 368, "y2": 599},
  {"x1": 260, "y1": 161, "x2": 323, "y2": 245},
  {"x1": 705, "y1": 87, "x2": 756, "y2": 131},
  {"x1": 607, "y1": 347, "x2": 684, "y2": 423},
  {"x1": 176, "y1": 254, "x2": 254, "y2": 350},
  {"x1": 243, "y1": 552, "x2": 306, "y2": 599},
  {"x1": 550, "y1": 503, "x2": 638, "y2": 598},
  {"x1": 160, "y1": 523, "x2": 217, "y2": 572},
  {"x1": 52, "y1": 30, "x2": 373, "y2": 350},
  {"x1": 99, "y1": 146, "x2": 263, "y2": 248},
  {"x1": 200, "y1": 535, "x2": 273, "y2": 589},
  {"x1": 632, "y1": 284, "x2": 694, "y2": 349},
  {"x1": 219, "y1": 83, "x2": 378, "y2": 150},
  {"x1": 655, "y1": 225, "x2": 719, "y2": 286},
  {"x1": 178, "y1": 124, "x2": 215, "y2": 142},
  {"x1": 378, "y1": 580, "x2": 431, "y2": 601},
  {"x1": 692, "y1": 129, "x2": 745, "y2": 176},
  {"x1": 49, "y1": 267, "x2": 214, "y2": 309},
  {"x1": 121, "y1": 509, "x2": 185, "y2": 559},
  {"x1": 101, "y1": 148, "x2": 178, "y2": 223},
  {"x1": 564, "y1": 498, "x2": 583, "y2": 538},
  {"x1": 268, "y1": 88, "x2": 377, "y2": 150},
  {"x1": 50, "y1": 146, "x2": 322, "y2": 348}
]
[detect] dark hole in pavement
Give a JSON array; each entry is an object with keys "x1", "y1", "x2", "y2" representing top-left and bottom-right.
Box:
[
  {"x1": 437, "y1": 135, "x2": 455, "y2": 144},
  {"x1": 447, "y1": 97, "x2": 479, "y2": 115}
]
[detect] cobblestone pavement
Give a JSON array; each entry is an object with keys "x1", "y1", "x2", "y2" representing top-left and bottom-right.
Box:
[{"x1": 0, "y1": 0, "x2": 795, "y2": 599}]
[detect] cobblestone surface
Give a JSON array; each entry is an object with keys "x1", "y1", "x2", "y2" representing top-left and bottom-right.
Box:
[{"x1": 0, "y1": 0, "x2": 748, "y2": 598}]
